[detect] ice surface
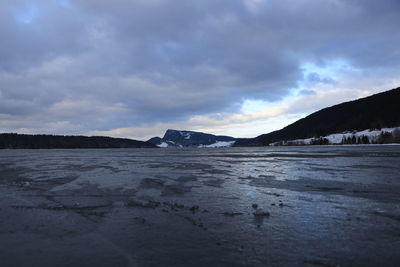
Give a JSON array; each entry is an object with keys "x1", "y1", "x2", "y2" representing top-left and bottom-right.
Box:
[{"x1": 0, "y1": 146, "x2": 400, "y2": 266}]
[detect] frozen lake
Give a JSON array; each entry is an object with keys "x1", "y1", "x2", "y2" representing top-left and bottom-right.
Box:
[{"x1": 1, "y1": 146, "x2": 400, "y2": 266}]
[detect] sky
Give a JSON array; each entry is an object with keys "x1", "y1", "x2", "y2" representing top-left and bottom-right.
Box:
[{"x1": 1, "y1": 0, "x2": 399, "y2": 140}]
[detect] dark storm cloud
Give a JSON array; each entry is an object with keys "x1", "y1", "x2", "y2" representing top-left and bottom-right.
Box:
[
  {"x1": 0, "y1": 0, "x2": 399, "y2": 135},
  {"x1": 0, "y1": 1, "x2": 90, "y2": 72}
]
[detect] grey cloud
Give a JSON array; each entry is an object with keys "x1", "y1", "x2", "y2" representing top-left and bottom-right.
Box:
[
  {"x1": 306, "y1": 73, "x2": 336, "y2": 85},
  {"x1": 0, "y1": 0, "x2": 399, "y2": 135},
  {"x1": 0, "y1": 1, "x2": 91, "y2": 72},
  {"x1": 298, "y1": 89, "x2": 316, "y2": 96}
]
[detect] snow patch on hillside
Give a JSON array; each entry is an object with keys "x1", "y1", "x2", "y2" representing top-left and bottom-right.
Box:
[
  {"x1": 157, "y1": 142, "x2": 168, "y2": 148},
  {"x1": 178, "y1": 131, "x2": 192, "y2": 139},
  {"x1": 270, "y1": 127, "x2": 399, "y2": 146},
  {"x1": 199, "y1": 141, "x2": 235, "y2": 148}
]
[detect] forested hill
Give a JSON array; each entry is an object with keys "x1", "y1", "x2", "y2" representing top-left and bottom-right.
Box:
[
  {"x1": 235, "y1": 87, "x2": 400, "y2": 146},
  {"x1": 0, "y1": 134, "x2": 157, "y2": 149}
]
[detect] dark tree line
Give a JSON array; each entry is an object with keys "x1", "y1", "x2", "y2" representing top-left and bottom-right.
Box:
[
  {"x1": 270, "y1": 129, "x2": 400, "y2": 146},
  {"x1": 341, "y1": 135, "x2": 370, "y2": 144},
  {"x1": 0, "y1": 133, "x2": 157, "y2": 149},
  {"x1": 341, "y1": 129, "x2": 400, "y2": 144},
  {"x1": 310, "y1": 137, "x2": 330, "y2": 145}
]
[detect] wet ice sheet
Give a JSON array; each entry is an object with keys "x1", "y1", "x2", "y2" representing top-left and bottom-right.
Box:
[{"x1": 0, "y1": 146, "x2": 400, "y2": 266}]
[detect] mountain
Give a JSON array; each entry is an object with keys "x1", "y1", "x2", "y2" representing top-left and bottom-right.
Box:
[
  {"x1": 235, "y1": 87, "x2": 400, "y2": 146},
  {"x1": 147, "y1": 129, "x2": 237, "y2": 147},
  {"x1": 0, "y1": 134, "x2": 157, "y2": 149}
]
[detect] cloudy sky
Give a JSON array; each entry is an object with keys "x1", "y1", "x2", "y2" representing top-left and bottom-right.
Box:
[{"x1": 1, "y1": 0, "x2": 399, "y2": 140}]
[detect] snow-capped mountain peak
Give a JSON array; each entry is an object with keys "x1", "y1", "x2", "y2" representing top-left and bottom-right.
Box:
[{"x1": 148, "y1": 129, "x2": 237, "y2": 148}]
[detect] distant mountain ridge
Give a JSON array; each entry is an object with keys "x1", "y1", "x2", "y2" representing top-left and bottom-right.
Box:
[
  {"x1": 148, "y1": 129, "x2": 237, "y2": 147},
  {"x1": 0, "y1": 134, "x2": 157, "y2": 149},
  {"x1": 235, "y1": 87, "x2": 400, "y2": 146}
]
